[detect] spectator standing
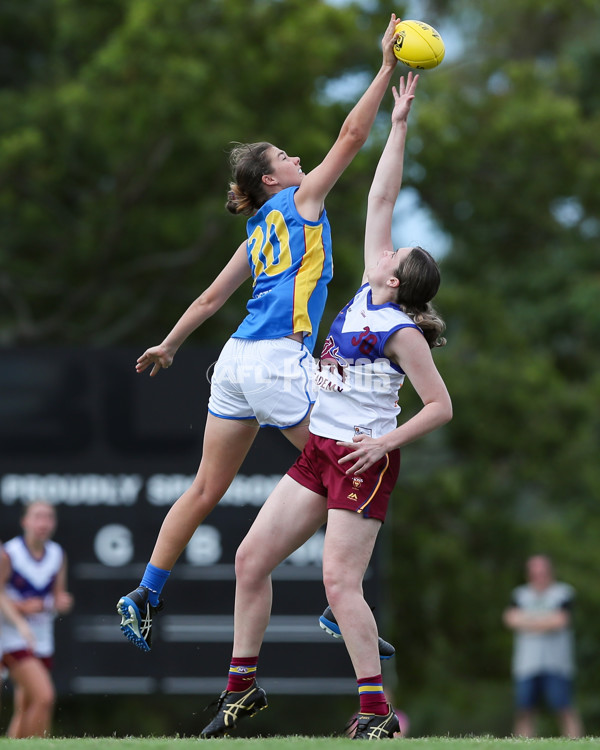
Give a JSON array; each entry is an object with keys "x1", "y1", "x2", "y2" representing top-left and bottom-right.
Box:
[{"x1": 503, "y1": 554, "x2": 583, "y2": 738}]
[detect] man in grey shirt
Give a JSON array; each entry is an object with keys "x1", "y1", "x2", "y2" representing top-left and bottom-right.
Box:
[{"x1": 503, "y1": 554, "x2": 583, "y2": 738}]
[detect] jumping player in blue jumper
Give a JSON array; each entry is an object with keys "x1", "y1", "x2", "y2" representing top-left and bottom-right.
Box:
[{"x1": 117, "y1": 15, "x2": 403, "y2": 653}]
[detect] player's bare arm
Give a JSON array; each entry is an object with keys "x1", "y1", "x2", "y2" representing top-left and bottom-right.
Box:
[
  {"x1": 338, "y1": 327, "x2": 451, "y2": 474},
  {"x1": 294, "y1": 14, "x2": 400, "y2": 222},
  {"x1": 136, "y1": 240, "x2": 251, "y2": 377},
  {"x1": 362, "y1": 72, "x2": 418, "y2": 283}
]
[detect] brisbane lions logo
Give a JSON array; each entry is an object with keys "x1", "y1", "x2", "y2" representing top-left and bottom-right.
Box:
[
  {"x1": 316, "y1": 335, "x2": 347, "y2": 392},
  {"x1": 320, "y1": 335, "x2": 347, "y2": 369}
]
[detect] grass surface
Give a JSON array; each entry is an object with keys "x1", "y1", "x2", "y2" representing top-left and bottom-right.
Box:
[{"x1": 1, "y1": 737, "x2": 600, "y2": 749}]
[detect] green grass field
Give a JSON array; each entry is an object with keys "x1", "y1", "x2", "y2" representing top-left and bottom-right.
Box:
[{"x1": 1, "y1": 738, "x2": 600, "y2": 749}]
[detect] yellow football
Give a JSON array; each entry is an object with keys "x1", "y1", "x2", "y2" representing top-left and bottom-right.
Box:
[{"x1": 393, "y1": 20, "x2": 445, "y2": 70}]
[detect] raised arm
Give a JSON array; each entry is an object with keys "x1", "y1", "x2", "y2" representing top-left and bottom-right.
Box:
[
  {"x1": 362, "y1": 72, "x2": 418, "y2": 282},
  {"x1": 294, "y1": 14, "x2": 400, "y2": 220},
  {"x1": 136, "y1": 240, "x2": 251, "y2": 376}
]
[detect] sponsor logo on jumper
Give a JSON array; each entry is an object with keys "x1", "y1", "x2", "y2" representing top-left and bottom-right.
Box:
[
  {"x1": 354, "y1": 426, "x2": 372, "y2": 437},
  {"x1": 347, "y1": 492, "x2": 359, "y2": 501}
]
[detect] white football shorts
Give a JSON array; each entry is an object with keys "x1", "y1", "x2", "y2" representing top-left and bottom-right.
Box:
[{"x1": 207, "y1": 336, "x2": 316, "y2": 429}]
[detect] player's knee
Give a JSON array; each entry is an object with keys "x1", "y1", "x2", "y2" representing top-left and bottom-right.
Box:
[
  {"x1": 323, "y1": 570, "x2": 346, "y2": 606},
  {"x1": 34, "y1": 683, "x2": 55, "y2": 712},
  {"x1": 187, "y1": 480, "x2": 222, "y2": 514},
  {"x1": 234, "y1": 541, "x2": 267, "y2": 586},
  {"x1": 40, "y1": 693, "x2": 55, "y2": 714}
]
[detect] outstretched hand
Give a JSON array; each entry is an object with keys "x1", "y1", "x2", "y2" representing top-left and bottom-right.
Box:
[
  {"x1": 391, "y1": 71, "x2": 419, "y2": 124},
  {"x1": 381, "y1": 14, "x2": 401, "y2": 68},
  {"x1": 136, "y1": 345, "x2": 175, "y2": 377}
]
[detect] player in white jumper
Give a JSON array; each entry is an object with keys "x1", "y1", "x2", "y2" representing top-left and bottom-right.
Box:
[
  {"x1": 0, "y1": 501, "x2": 73, "y2": 738},
  {"x1": 201, "y1": 71, "x2": 453, "y2": 740}
]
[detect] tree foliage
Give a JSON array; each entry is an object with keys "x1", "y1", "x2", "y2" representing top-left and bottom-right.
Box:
[
  {"x1": 382, "y1": 0, "x2": 600, "y2": 735},
  {"x1": 0, "y1": 0, "x2": 384, "y2": 345}
]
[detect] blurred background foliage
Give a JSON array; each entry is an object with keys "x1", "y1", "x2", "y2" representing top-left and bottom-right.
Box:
[{"x1": 2, "y1": 0, "x2": 600, "y2": 738}]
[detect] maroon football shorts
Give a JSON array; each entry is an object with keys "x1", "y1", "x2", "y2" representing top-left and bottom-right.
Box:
[
  {"x1": 2, "y1": 649, "x2": 53, "y2": 671},
  {"x1": 287, "y1": 432, "x2": 400, "y2": 522}
]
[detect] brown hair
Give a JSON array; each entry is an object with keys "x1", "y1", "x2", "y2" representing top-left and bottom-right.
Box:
[
  {"x1": 225, "y1": 142, "x2": 274, "y2": 217},
  {"x1": 394, "y1": 246, "x2": 446, "y2": 348},
  {"x1": 21, "y1": 499, "x2": 55, "y2": 519}
]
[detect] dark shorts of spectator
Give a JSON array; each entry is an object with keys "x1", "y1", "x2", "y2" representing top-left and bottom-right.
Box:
[{"x1": 515, "y1": 673, "x2": 573, "y2": 711}]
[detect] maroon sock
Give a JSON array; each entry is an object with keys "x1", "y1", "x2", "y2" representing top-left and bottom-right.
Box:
[
  {"x1": 226, "y1": 656, "x2": 258, "y2": 693},
  {"x1": 357, "y1": 674, "x2": 387, "y2": 715}
]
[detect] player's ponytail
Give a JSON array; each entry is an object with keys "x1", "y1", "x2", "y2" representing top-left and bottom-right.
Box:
[
  {"x1": 226, "y1": 142, "x2": 274, "y2": 216},
  {"x1": 395, "y1": 247, "x2": 447, "y2": 348}
]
